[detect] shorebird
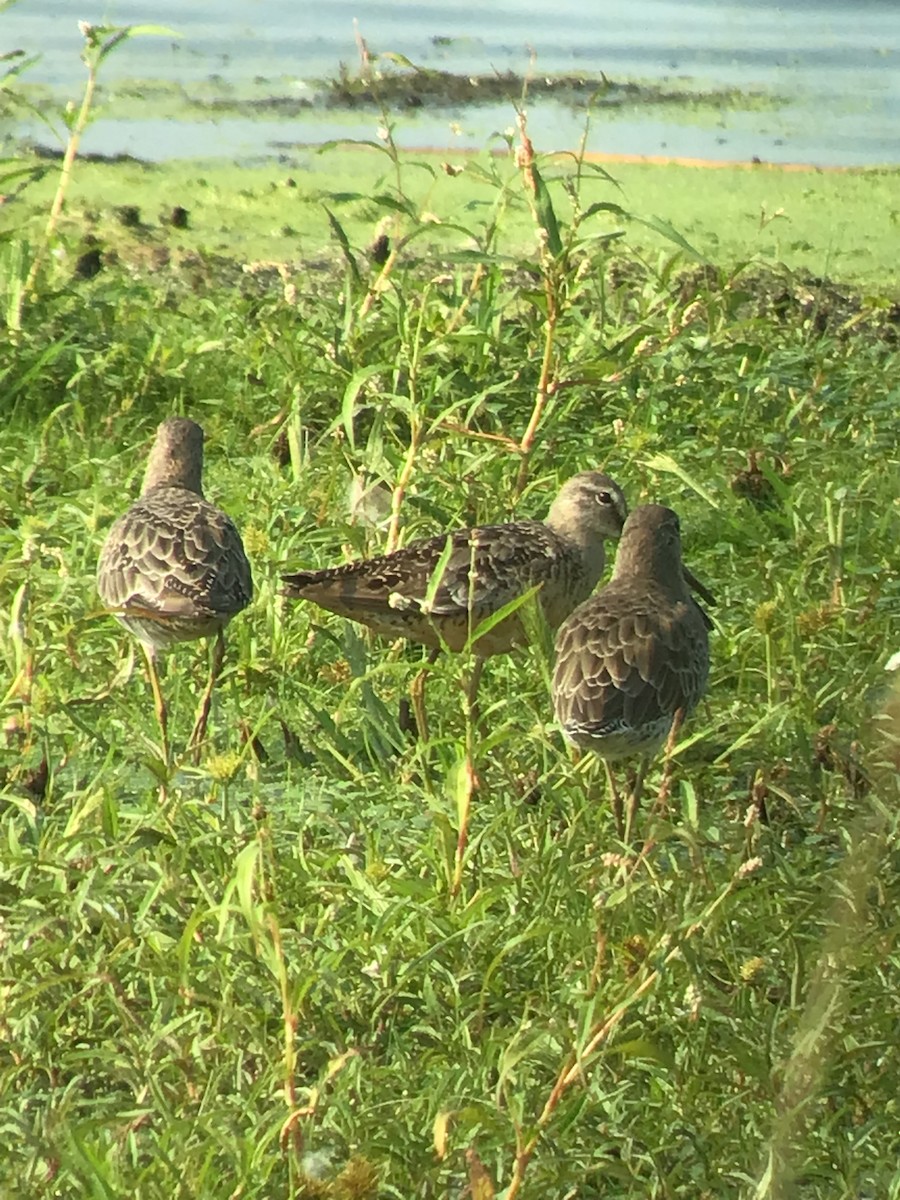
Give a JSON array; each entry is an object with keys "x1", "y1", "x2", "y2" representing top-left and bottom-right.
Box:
[
  {"x1": 552, "y1": 504, "x2": 711, "y2": 840},
  {"x1": 282, "y1": 471, "x2": 630, "y2": 737},
  {"x1": 97, "y1": 417, "x2": 253, "y2": 765}
]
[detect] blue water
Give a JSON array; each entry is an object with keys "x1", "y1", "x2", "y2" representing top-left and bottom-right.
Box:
[{"x1": 3, "y1": 0, "x2": 898, "y2": 165}]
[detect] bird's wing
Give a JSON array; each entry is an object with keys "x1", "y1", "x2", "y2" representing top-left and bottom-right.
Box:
[
  {"x1": 282, "y1": 521, "x2": 561, "y2": 621},
  {"x1": 98, "y1": 492, "x2": 252, "y2": 620},
  {"x1": 553, "y1": 591, "x2": 709, "y2": 735}
]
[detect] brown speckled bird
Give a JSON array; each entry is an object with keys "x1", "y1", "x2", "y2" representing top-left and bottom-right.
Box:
[
  {"x1": 553, "y1": 504, "x2": 711, "y2": 838},
  {"x1": 97, "y1": 417, "x2": 252, "y2": 763},
  {"x1": 282, "y1": 471, "x2": 629, "y2": 736}
]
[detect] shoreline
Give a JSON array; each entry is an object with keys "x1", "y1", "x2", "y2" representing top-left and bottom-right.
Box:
[
  {"x1": 571, "y1": 151, "x2": 897, "y2": 174},
  {"x1": 27, "y1": 139, "x2": 898, "y2": 175},
  {"x1": 448, "y1": 147, "x2": 898, "y2": 173}
]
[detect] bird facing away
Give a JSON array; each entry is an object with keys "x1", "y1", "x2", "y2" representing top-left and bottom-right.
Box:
[
  {"x1": 282, "y1": 471, "x2": 629, "y2": 736},
  {"x1": 97, "y1": 417, "x2": 252, "y2": 763},
  {"x1": 552, "y1": 504, "x2": 710, "y2": 838}
]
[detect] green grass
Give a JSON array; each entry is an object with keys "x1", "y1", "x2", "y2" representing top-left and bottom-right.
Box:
[
  {"x1": 1, "y1": 129, "x2": 899, "y2": 1199},
  {"x1": 7, "y1": 146, "x2": 900, "y2": 288}
]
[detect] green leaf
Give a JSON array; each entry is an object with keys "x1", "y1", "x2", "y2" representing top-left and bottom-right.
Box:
[
  {"x1": 317, "y1": 138, "x2": 392, "y2": 157},
  {"x1": 422, "y1": 534, "x2": 457, "y2": 618},
  {"x1": 320, "y1": 191, "x2": 367, "y2": 203},
  {"x1": 632, "y1": 213, "x2": 708, "y2": 261},
  {"x1": 461, "y1": 161, "x2": 501, "y2": 185},
  {"x1": 335, "y1": 364, "x2": 387, "y2": 450},
  {"x1": 615, "y1": 1037, "x2": 677, "y2": 1071},
  {"x1": 377, "y1": 51, "x2": 422, "y2": 70},
  {"x1": 530, "y1": 161, "x2": 563, "y2": 257},
  {"x1": 94, "y1": 24, "x2": 181, "y2": 65},
  {"x1": 580, "y1": 200, "x2": 628, "y2": 222},
  {"x1": 583, "y1": 160, "x2": 623, "y2": 188},
  {"x1": 323, "y1": 206, "x2": 361, "y2": 284},
  {"x1": 642, "y1": 452, "x2": 721, "y2": 508},
  {"x1": 370, "y1": 192, "x2": 416, "y2": 218}
]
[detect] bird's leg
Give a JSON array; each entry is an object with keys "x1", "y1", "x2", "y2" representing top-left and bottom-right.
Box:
[
  {"x1": 188, "y1": 630, "x2": 226, "y2": 762},
  {"x1": 141, "y1": 642, "x2": 169, "y2": 762},
  {"x1": 604, "y1": 759, "x2": 625, "y2": 840},
  {"x1": 141, "y1": 642, "x2": 170, "y2": 799},
  {"x1": 403, "y1": 646, "x2": 440, "y2": 742},
  {"x1": 624, "y1": 759, "x2": 649, "y2": 844},
  {"x1": 654, "y1": 707, "x2": 686, "y2": 820}
]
